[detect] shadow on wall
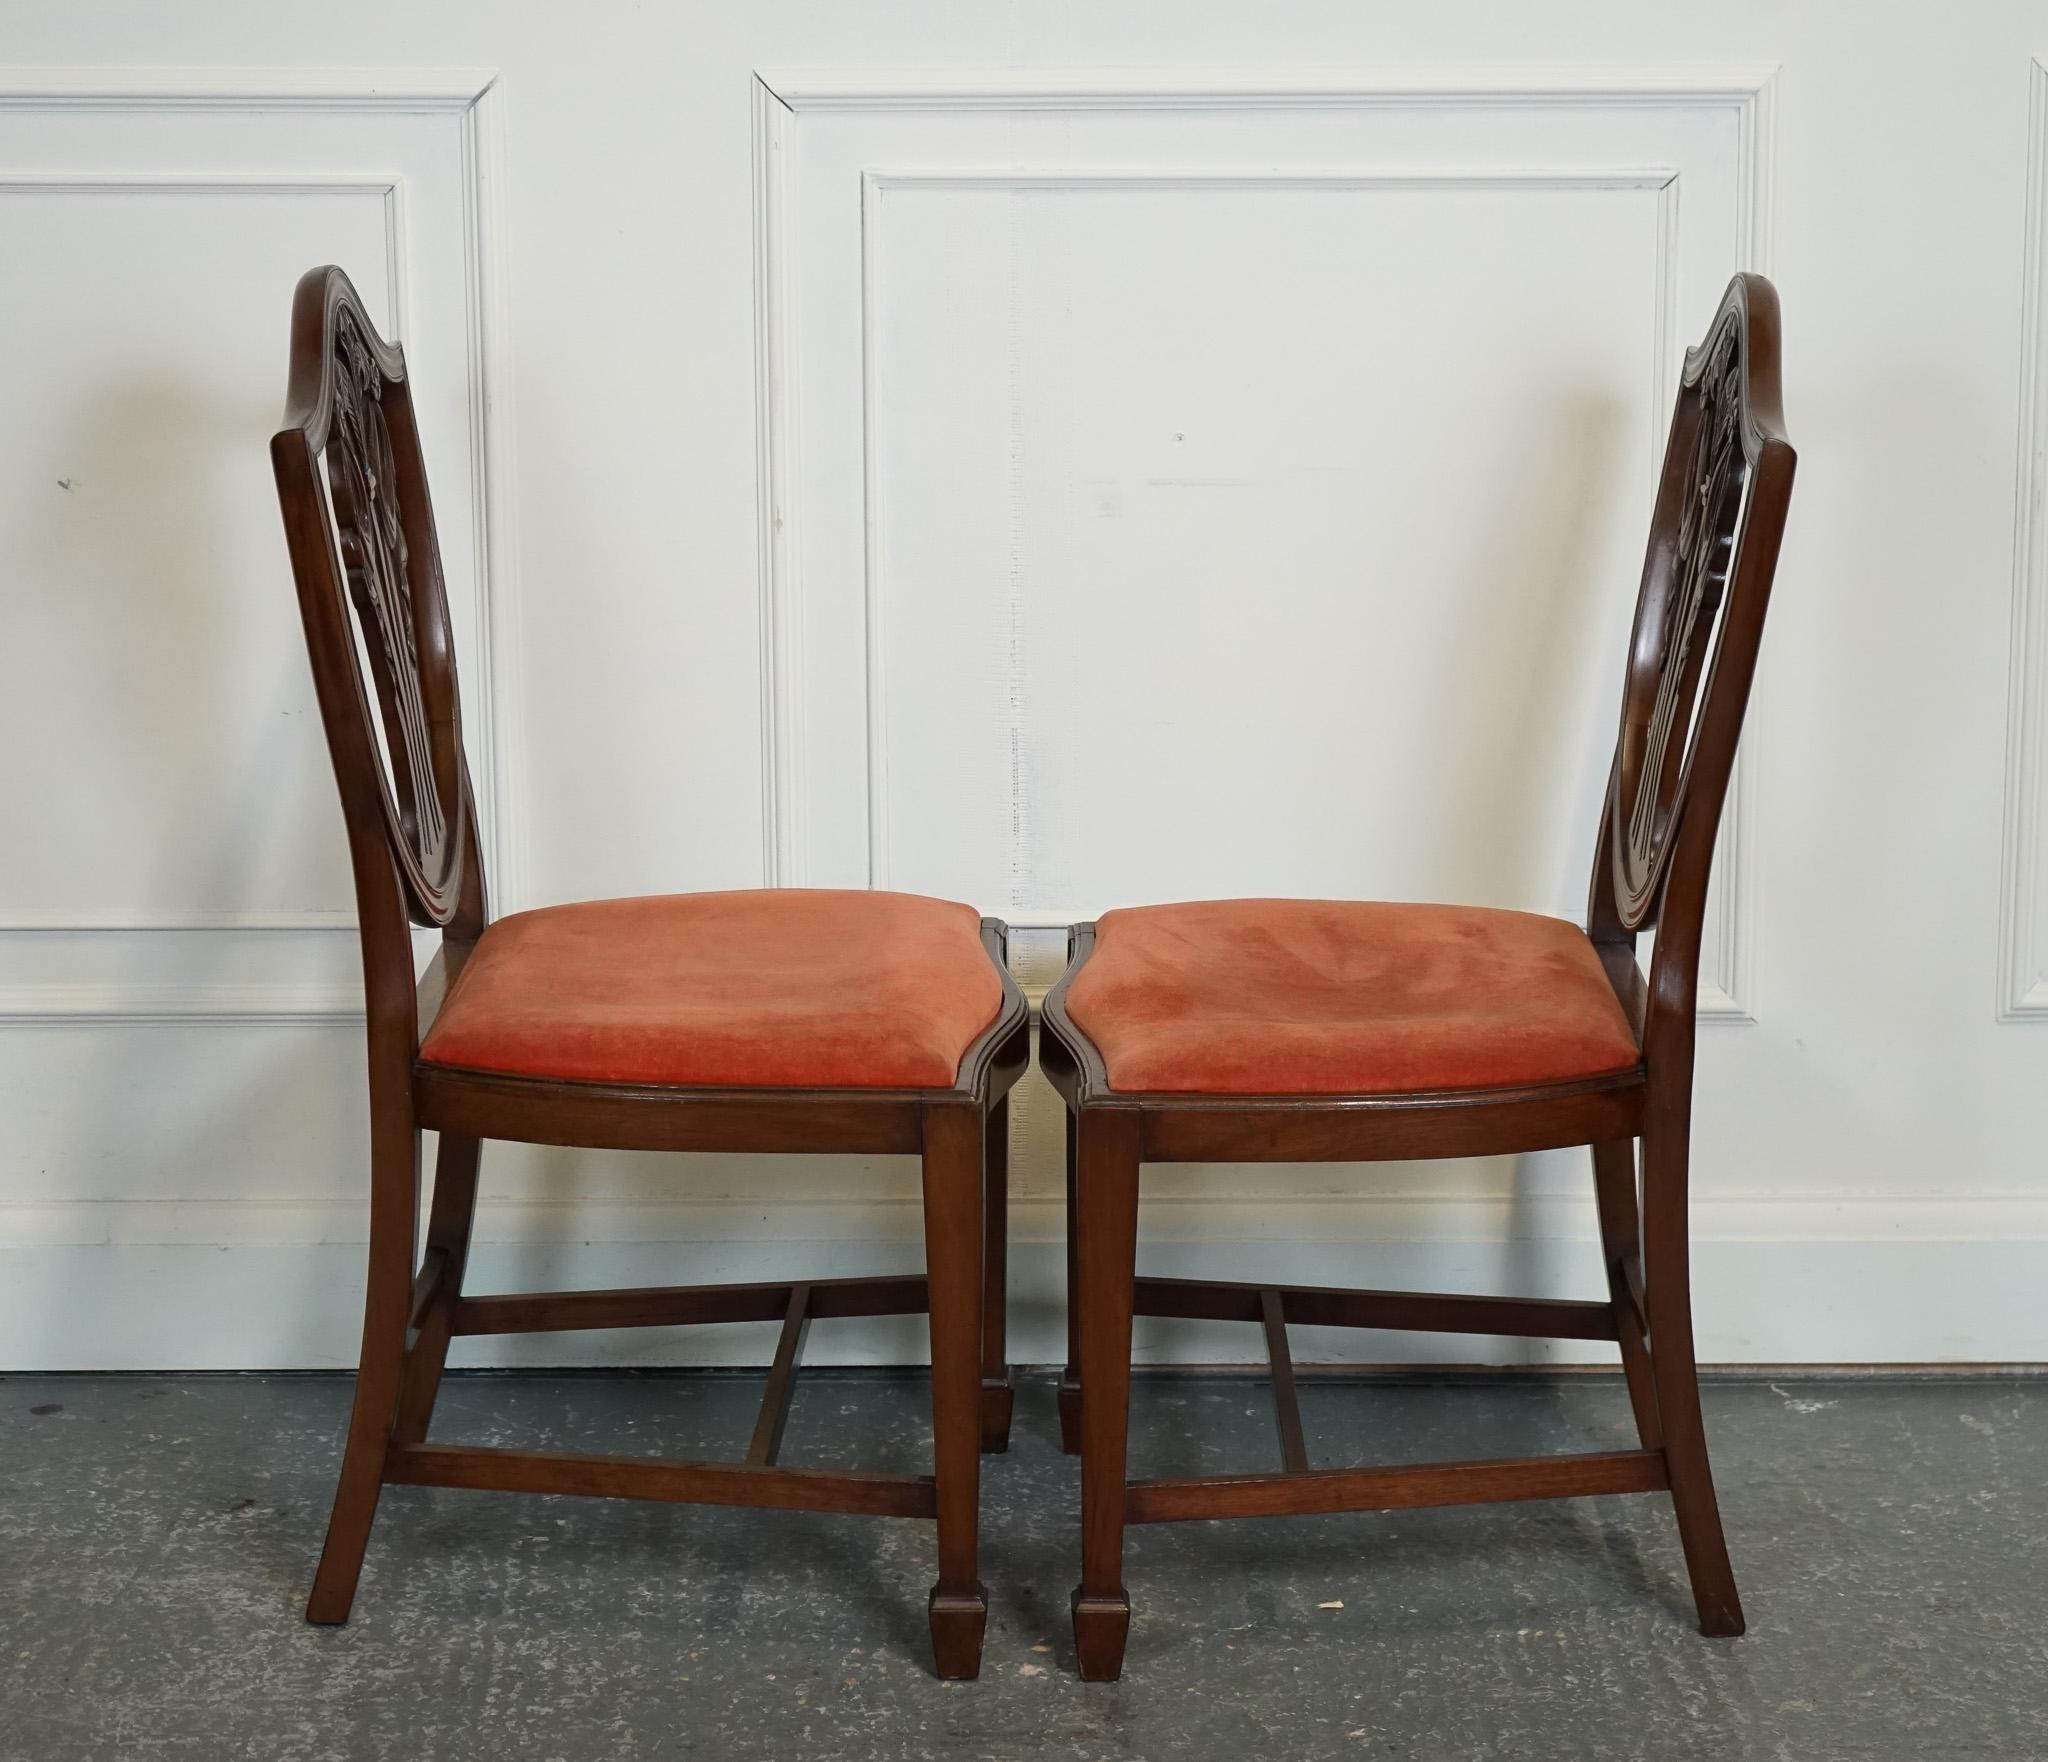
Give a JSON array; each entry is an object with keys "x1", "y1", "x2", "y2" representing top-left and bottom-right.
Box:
[{"x1": 1493, "y1": 390, "x2": 1635, "y2": 1364}]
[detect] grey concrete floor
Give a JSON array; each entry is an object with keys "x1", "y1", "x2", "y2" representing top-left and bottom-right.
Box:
[{"x1": 1, "y1": 1369, "x2": 2044, "y2": 1761}]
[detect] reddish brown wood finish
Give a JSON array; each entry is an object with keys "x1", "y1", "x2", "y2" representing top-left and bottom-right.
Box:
[
  {"x1": 1040, "y1": 274, "x2": 1796, "y2": 1680},
  {"x1": 1124, "y1": 1448, "x2": 1670, "y2": 1525},
  {"x1": 271, "y1": 266, "x2": 1027, "y2": 1679}
]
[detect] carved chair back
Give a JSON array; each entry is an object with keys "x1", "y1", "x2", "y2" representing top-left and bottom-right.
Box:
[
  {"x1": 1591, "y1": 273, "x2": 1795, "y2": 1018},
  {"x1": 272, "y1": 267, "x2": 484, "y2": 1013}
]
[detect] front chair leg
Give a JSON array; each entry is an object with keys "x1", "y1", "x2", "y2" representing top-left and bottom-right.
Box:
[
  {"x1": 1071, "y1": 1105, "x2": 1142, "y2": 1681},
  {"x1": 307, "y1": 1116, "x2": 421, "y2": 1624},
  {"x1": 922, "y1": 1100, "x2": 989, "y2": 1679},
  {"x1": 1641, "y1": 1120, "x2": 1744, "y2": 1636},
  {"x1": 979, "y1": 1096, "x2": 1015, "y2": 1452}
]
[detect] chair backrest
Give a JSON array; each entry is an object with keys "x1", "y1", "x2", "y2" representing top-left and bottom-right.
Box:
[
  {"x1": 1590, "y1": 273, "x2": 1794, "y2": 997},
  {"x1": 272, "y1": 265, "x2": 484, "y2": 956}
]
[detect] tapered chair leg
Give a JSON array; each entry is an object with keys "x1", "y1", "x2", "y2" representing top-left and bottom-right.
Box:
[
  {"x1": 1057, "y1": 1109, "x2": 1083, "y2": 1455},
  {"x1": 307, "y1": 1118, "x2": 421, "y2": 1625},
  {"x1": 1590, "y1": 1138, "x2": 1663, "y2": 1452},
  {"x1": 1071, "y1": 1106, "x2": 1141, "y2": 1681},
  {"x1": 979, "y1": 1097, "x2": 1015, "y2": 1453},
  {"x1": 1641, "y1": 1123, "x2": 1744, "y2": 1636},
  {"x1": 922, "y1": 1101, "x2": 989, "y2": 1679},
  {"x1": 392, "y1": 1132, "x2": 483, "y2": 1446}
]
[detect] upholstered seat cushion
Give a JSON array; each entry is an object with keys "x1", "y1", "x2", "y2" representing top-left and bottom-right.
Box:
[
  {"x1": 420, "y1": 889, "x2": 1004, "y2": 1090},
  {"x1": 1062, "y1": 898, "x2": 1640, "y2": 1097}
]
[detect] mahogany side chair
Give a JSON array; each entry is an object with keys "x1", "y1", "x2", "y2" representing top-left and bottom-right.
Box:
[
  {"x1": 1039, "y1": 272, "x2": 1795, "y2": 1679},
  {"x1": 270, "y1": 265, "x2": 1027, "y2": 1679}
]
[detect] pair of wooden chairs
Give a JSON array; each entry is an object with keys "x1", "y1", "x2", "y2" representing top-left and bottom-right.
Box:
[{"x1": 273, "y1": 266, "x2": 1793, "y2": 1681}]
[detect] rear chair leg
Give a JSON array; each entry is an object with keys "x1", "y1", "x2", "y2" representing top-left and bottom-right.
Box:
[
  {"x1": 306, "y1": 1117, "x2": 421, "y2": 1625},
  {"x1": 979, "y1": 1097, "x2": 1015, "y2": 1453},
  {"x1": 1071, "y1": 1106, "x2": 1141, "y2": 1681},
  {"x1": 1058, "y1": 1109, "x2": 1083, "y2": 1455},
  {"x1": 1590, "y1": 1138, "x2": 1663, "y2": 1452},
  {"x1": 1641, "y1": 1124, "x2": 1744, "y2": 1636},
  {"x1": 392, "y1": 1133, "x2": 483, "y2": 1446},
  {"x1": 922, "y1": 1101, "x2": 989, "y2": 1679}
]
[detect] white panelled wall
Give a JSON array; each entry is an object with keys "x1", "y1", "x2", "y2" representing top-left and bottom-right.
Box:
[{"x1": 2, "y1": 2, "x2": 2046, "y2": 1368}]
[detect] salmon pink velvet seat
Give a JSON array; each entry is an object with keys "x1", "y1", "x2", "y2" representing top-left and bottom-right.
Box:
[
  {"x1": 421, "y1": 889, "x2": 1003, "y2": 1091},
  {"x1": 1064, "y1": 899, "x2": 1640, "y2": 1096}
]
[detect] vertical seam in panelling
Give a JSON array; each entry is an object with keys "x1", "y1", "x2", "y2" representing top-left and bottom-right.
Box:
[
  {"x1": 753, "y1": 77, "x2": 801, "y2": 886},
  {"x1": 751, "y1": 76, "x2": 784, "y2": 884},
  {"x1": 860, "y1": 171, "x2": 892, "y2": 888},
  {"x1": 1649, "y1": 175, "x2": 1679, "y2": 504},
  {"x1": 458, "y1": 83, "x2": 518, "y2": 913},
  {"x1": 1003, "y1": 184, "x2": 1033, "y2": 915},
  {"x1": 1698, "y1": 76, "x2": 1776, "y2": 1025},
  {"x1": 380, "y1": 178, "x2": 409, "y2": 342},
  {"x1": 1998, "y1": 59, "x2": 2048, "y2": 1017}
]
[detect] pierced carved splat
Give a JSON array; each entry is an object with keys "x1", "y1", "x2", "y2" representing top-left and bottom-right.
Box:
[
  {"x1": 326, "y1": 306, "x2": 450, "y2": 869},
  {"x1": 1611, "y1": 299, "x2": 1759, "y2": 929},
  {"x1": 279, "y1": 270, "x2": 469, "y2": 927}
]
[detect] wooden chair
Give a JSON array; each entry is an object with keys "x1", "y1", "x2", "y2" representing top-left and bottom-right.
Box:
[
  {"x1": 270, "y1": 265, "x2": 1027, "y2": 1679},
  {"x1": 1039, "y1": 273, "x2": 1795, "y2": 1680}
]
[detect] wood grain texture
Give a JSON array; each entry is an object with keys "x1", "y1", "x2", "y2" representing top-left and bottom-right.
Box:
[
  {"x1": 386, "y1": 1443, "x2": 937, "y2": 1518},
  {"x1": 1133, "y1": 1275, "x2": 1621, "y2": 1343},
  {"x1": 1125, "y1": 1450, "x2": 1670, "y2": 1525},
  {"x1": 454, "y1": 1274, "x2": 929, "y2": 1338}
]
